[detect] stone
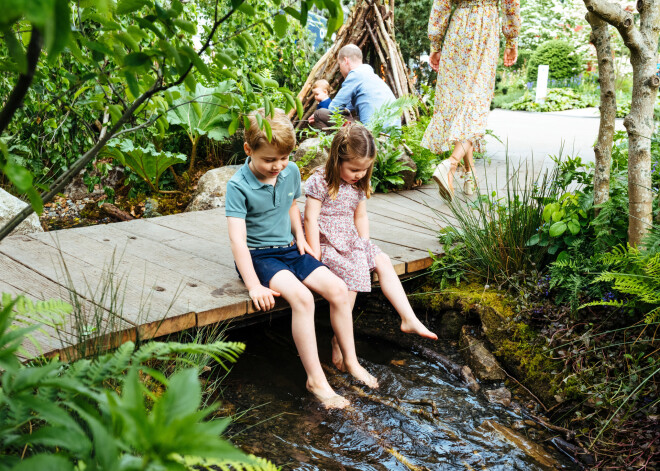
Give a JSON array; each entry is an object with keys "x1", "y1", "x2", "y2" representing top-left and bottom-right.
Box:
[
  {"x1": 63, "y1": 167, "x2": 124, "y2": 201},
  {"x1": 439, "y1": 310, "x2": 466, "y2": 339},
  {"x1": 0, "y1": 188, "x2": 44, "y2": 236},
  {"x1": 143, "y1": 198, "x2": 162, "y2": 218},
  {"x1": 396, "y1": 149, "x2": 417, "y2": 190},
  {"x1": 292, "y1": 137, "x2": 329, "y2": 171},
  {"x1": 476, "y1": 420, "x2": 561, "y2": 470},
  {"x1": 459, "y1": 326, "x2": 506, "y2": 381},
  {"x1": 484, "y1": 386, "x2": 512, "y2": 407},
  {"x1": 185, "y1": 165, "x2": 241, "y2": 212}
]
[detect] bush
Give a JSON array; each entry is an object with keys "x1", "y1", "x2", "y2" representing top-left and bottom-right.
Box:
[
  {"x1": 527, "y1": 40, "x2": 582, "y2": 82},
  {"x1": 502, "y1": 88, "x2": 598, "y2": 112}
]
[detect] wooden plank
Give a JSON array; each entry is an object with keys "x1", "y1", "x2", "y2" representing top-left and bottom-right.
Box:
[
  {"x1": 0, "y1": 235, "x2": 194, "y2": 339},
  {"x1": 369, "y1": 219, "x2": 440, "y2": 252}
]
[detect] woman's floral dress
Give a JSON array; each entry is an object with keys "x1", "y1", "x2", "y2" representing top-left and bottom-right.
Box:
[
  {"x1": 304, "y1": 170, "x2": 382, "y2": 292},
  {"x1": 422, "y1": 0, "x2": 520, "y2": 153}
]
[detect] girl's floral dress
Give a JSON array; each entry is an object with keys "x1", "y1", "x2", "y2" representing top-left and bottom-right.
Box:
[
  {"x1": 304, "y1": 170, "x2": 382, "y2": 292},
  {"x1": 422, "y1": 0, "x2": 520, "y2": 153}
]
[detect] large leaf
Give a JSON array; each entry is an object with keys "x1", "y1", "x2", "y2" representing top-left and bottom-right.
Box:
[{"x1": 166, "y1": 83, "x2": 232, "y2": 142}]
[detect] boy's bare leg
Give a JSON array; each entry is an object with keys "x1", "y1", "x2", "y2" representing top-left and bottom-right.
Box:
[
  {"x1": 304, "y1": 267, "x2": 378, "y2": 389},
  {"x1": 374, "y1": 253, "x2": 438, "y2": 340},
  {"x1": 331, "y1": 291, "x2": 357, "y2": 371},
  {"x1": 269, "y1": 270, "x2": 349, "y2": 409}
]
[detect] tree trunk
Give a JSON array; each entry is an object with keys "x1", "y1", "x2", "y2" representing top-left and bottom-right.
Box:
[
  {"x1": 583, "y1": 0, "x2": 660, "y2": 246},
  {"x1": 585, "y1": 12, "x2": 616, "y2": 214}
]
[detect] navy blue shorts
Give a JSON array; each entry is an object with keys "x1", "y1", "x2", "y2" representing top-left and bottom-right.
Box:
[{"x1": 239, "y1": 244, "x2": 325, "y2": 287}]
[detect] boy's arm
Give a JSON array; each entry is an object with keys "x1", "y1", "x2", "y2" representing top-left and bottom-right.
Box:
[
  {"x1": 227, "y1": 216, "x2": 280, "y2": 311},
  {"x1": 289, "y1": 201, "x2": 314, "y2": 256},
  {"x1": 303, "y1": 197, "x2": 323, "y2": 260},
  {"x1": 354, "y1": 200, "x2": 370, "y2": 239}
]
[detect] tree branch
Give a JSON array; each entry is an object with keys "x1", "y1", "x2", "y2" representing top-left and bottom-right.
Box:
[
  {"x1": 0, "y1": 28, "x2": 43, "y2": 135},
  {"x1": 582, "y1": 0, "x2": 643, "y2": 53}
]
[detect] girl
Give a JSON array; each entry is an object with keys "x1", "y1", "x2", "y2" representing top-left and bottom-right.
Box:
[{"x1": 304, "y1": 123, "x2": 437, "y2": 370}]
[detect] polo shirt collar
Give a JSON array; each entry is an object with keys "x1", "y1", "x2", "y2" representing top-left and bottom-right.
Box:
[{"x1": 241, "y1": 156, "x2": 290, "y2": 189}]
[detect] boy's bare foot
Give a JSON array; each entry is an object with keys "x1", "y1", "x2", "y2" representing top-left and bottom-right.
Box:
[
  {"x1": 307, "y1": 379, "x2": 350, "y2": 409},
  {"x1": 401, "y1": 317, "x2": 438, "y2": 340},
  {"x1": 331, "y1": 335, "x2": 345, "y2": 371},
  {"x1": 346, "y1": 363, "x2": 379, "y2": 389}
]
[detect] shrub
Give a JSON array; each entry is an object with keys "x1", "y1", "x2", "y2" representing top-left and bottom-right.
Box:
[
  {"x1": 527, "y1": 40, "x2": 582, "y2": 82},
  {"x1": 502, "y1": 88, "x2": 598, "y2": 112}
]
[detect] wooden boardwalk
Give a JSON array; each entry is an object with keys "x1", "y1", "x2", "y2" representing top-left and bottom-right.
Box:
[{"x1": 1, "y1": 186, "x2": 452, "y2": 360}]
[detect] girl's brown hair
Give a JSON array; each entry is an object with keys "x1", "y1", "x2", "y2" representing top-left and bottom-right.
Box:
[{"x1": 324, "y1": 123, "x2": 376, "y2": 199}]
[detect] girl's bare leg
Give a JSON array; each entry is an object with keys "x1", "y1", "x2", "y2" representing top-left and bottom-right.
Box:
[
  {"x1": 374, "y1": 253, "x2": 437, "y2": 339},
  {"x1": 270, "y1": 270, "x2": 349, "y2": 409},
  {"x1": 304, "y1": 267, "x2": 378, "y2": 389},
  {"x1": 331, "y1": 291, "x2": 358, "y2": 371}
]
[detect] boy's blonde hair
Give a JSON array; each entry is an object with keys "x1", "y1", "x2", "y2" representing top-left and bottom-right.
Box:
[
  {"x1": 244, "y1": 108, "x2": 296, "y2": 154},
  {"x1": 313, "y1": 79, "x2": 333, "y2": 95},
  {"x1": 325, "y1": 123, "x2": 376, "y2": 200}
]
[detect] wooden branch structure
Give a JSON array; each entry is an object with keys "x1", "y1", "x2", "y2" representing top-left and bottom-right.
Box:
[{"x1": 292, "y1": 0, "x2": 419, "y2": 128}]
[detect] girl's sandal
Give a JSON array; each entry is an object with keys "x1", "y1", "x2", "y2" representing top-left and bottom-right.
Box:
[
  {"x1": 432, "y1": 160, "x2": 454, "y2": 201},
  {"x1": 463, "y1": 173, "x2": 477, "y2": 196}
]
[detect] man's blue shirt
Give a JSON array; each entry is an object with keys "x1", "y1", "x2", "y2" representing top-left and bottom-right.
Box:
[
  {"x1": 329, "y1": 64, "x2": 400, "y2": 126},
  {"x1": 225, "y1": 158, "x2": 301, "y2": 248}
]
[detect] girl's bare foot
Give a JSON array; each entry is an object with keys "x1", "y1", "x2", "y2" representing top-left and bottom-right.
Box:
[
  {"x1": 401, "y1": 316, "x2": 438, "y2": 340},
  {"x1": 331, "y1": 335, "x2": 345, "y2": 371},
  {"x1": 346, "y1": 363, "x2": 379, "y2": 389},
  {"x1": 307, "y1": 379, "x2": 350, "y2": 409}
]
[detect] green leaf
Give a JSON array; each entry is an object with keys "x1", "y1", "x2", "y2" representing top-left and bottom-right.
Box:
[
  {"x1": 567, "y1": 221, "x2": 580, "y2": 235},
  {"x1": 237, "y1": 2, "x2": 255, "y2": 15},
  {"x1": 173, "y1": 18, "x2": 196, "y2": 34},
  {"x1": 115, "y1": 31, "x2": 140, "y2": 51},
  {"x1": 249, "y1": 71, "x2": 265, "y2": 87},
  {"x1": 124, "y1": 51, "x2": 150, "y2": 67},
  {"x1": 11, "y1": 454, "x2": 74, "y2": 471},
  {"x1": 549, "y1": 221, "x2": 567, "y2": 237},
  {"x1": 263, "y1": 119, "x2": 272, "y2": 142},
  {"x1": 26, "y1": 188, "x2": 43, "y2": 215},
  {"x1": 136, "y1": 17, "x2": 165, "y2": 40},
  {"x1": 551, "y1": 209, "x2": 564, "y2": 222},
  {"x1": 45, "y1": 0, "x2": 71, "y2": 60},
  {"x1": 526, "y1": 233, "x2": 540, "y2": 246},
  {"x1": 179, "y1": 45, "x2": 211, "y2": 80},
  {"x1": 116, "y1": 0, "x2": 150, "y2": 15},
  {"x1": 184, "y1": 72, "x2": 197, "y2": 93},
  {"x1": 3, "y1": 28, "x2": 27, "y2": 74},
  {"x1": 4, "y1": 163, "x2": 34, "y2": 192},
  {"x1": 295, "y1": 96, "x2": 303, "y2": 119},
  {"x1": 108, "y1": 104, "x2": 123, "y2": 124},
  {"x1": 273, "y1": 14, "x2": 288, "y2": 38},
  {"x1": 228, "y1": 115, "x2": 239, "y2": 136},
  {"x1": 124, "y1": 72, "x2": 139, "y2": 98},
  {"x1": 214, "y1": 51, "x2": 233, "y2": 68},
  {"x1": 283, "y1": 7, "x2": 301, "y2": 21}
]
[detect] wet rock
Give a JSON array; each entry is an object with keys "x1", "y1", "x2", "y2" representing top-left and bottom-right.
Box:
[
  {"x1": 143, "y1": 198, "x2": 162, "y2": 218},
  {"x1": 292, "y1": 137, "x2": 328, "y2": 172},
  {"x1": 0, "y1": 188, "x2": 44, "y2": 236},
  {"x1": 477, "y1": 420, "x2": 561, "y2": 470},
  {"x1": 484, "y1": 386, "x2": 512, "y2": 407},
  {"x1": 186, "y1": 165, "x2": 241, "y2": 212},
  {"x1": 439, "y1": 310, "x2": 466, "y2": 339},
  {"x1": 511, "y1": 420, "x2": 527, "y2": 430},
  {"x1": 459, "y1": 326, "x2": 506, "y2": 381}
]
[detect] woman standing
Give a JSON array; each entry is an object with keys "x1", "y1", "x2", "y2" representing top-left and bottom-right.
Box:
[{"x1": 423, "y1": 0, "x2": 520, "y2": 198}]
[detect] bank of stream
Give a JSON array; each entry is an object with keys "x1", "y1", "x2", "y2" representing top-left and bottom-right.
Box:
[{"x1": 218, "y1": 298, "x2": 576, "y2": 470}]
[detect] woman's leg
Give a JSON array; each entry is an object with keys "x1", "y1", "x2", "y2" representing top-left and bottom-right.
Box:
[
  {"x1": 446, "y1": 140, "x2": 473, "y2": 189},
  {"x1": 269, "y1": 270, "x2": 349, "y2": 409},
  {"x1": 374, "y1": 253, "x2": 437, "y2": 339},
  {"x1": 331, "y1": 291, "x2": 357, "y2": 371},
  {"x1": 304, "y1": 267, "x2": 378, "y2": 388}
]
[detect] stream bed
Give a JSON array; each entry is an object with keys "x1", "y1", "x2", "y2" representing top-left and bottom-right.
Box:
[{"x1": 219, "y1": 305, "x2": 576, "y2": 470}]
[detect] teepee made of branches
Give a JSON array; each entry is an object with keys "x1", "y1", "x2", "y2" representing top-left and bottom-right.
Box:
[{"x1": 293, "y1": 0, "x2": 419, "y2": 128}]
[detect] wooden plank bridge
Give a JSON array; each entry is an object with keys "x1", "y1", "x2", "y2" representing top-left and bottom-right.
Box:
[{"x1": 0, "y1": 185, "x2": 452, "y2": 360}]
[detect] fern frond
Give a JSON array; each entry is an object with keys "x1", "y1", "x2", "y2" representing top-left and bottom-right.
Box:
[
  {"x1": 4, "y1": 294, "x2": 71, "y2": 328},
  {"x1": 133, "y1": 340, "x2": 246, "y2": 370},
  {"x1": 179, "y1": 455, "x2": 280, "y2": 471},
  {"x1": 580, "y1": 300, "x2": 625, "y2": 309}
]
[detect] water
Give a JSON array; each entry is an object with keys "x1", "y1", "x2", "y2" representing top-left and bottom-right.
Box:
[{"x1": 219, "y1": 305, "x2": 576, "y2": 470}]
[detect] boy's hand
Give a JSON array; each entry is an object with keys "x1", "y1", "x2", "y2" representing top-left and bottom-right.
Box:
[
  {"x1": 309, "y1": 115, "x2": 315, "y2": 124},
  {"x1": 248, "y1": 285, "x2": 281, "y2": 311}
]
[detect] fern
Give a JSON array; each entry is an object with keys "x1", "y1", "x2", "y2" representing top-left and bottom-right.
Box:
[{"x1": 177, "y1": 454, "x2": 280, "y2": 471}]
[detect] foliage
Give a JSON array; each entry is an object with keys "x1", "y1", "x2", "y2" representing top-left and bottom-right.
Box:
[
  {"x1": 428, "y1": 229, "x2": 469, "y2": 289},
  {"x1": 0, "y1": 293, "x2": 278, "y2": 470},
  {"x1": 393, "y1": 0, "x2": 433, "y2": 64},
  {"x1": 103, "y1": 139, "x2": 186, "y2": 193},
  {"x1": 527, "y1": 40, "x2": 583, "y2": 82},
  {"x1": 370, "y1": 139, "x2": 412, "y2": 193},
  {"x1": 518, "y1": 0, "x2": 590, "y2": 52},
  {"x1": 502, "y1": 87, "x2": 598, "y2": 112},
  {"x1": 401, "y1": 115, "x2": 439, "y2": 183}
]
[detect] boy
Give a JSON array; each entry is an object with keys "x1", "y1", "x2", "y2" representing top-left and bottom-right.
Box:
[
  {"x1": 312, "y1": 79, "x2": 332, "y2": 110},
  {"x1": 225, "y1": 109, "x2": 377, "y2": 409}
]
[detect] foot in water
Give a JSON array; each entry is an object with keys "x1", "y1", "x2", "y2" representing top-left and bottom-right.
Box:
[
  {"x1": 401, "y1": 316, "x2": 438, "y2": 340},
  {"x1": 346, "y1": 363, "x2": 379, "y2": 389},
  {"x1": 307, "y1": 379, "x2": 350, "y2": 409},
  {"x1": 331, "y1": 335, "x2": 345, "y2": 371}
]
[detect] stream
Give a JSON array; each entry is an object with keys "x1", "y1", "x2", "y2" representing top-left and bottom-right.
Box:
[{"x1": 219, "y1": 304, "x2": 577, "y2": 470}]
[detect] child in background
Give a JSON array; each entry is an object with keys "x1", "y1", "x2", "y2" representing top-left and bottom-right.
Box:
[
  {"x1": 304, "y1": 123, "x2": 437, "y2": 370},
  {"x1": 226, "y1": 109, "x2": 378, "y2": 409},
  {"x1": 312, "y1": 79, "x2": 332, "y2": 110}
]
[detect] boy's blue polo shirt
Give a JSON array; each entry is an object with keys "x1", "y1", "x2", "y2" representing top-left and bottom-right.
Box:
[{"x1": 225, "y1": 158, "x2": 301, "y2": 248}]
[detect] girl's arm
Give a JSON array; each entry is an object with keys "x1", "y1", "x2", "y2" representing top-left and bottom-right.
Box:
[
  {"x1": 304, "y1": 197, "x2": 323, "y2": 260},
  {"x1": 289, "y1": 201, "x2": 314, "y2": 256},
  {"x1": 227, "y1": 217, "x2": 280, "y2": 311},
  {"x1": 354, "y1": 200, "x2": 369, "y2": 239}
]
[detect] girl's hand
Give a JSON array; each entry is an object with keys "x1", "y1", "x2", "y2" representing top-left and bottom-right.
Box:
[
  {"x1": 429, "y1": 51, "x2": 441, "y2": 72},
  {"x1": 297, "y1": 237, "x2": 316, "y2": 257},
  {"x1": 248, "y1": 285, "x2": 281, "y2": 311},
  {"x1": 503, "y1": 44, "x2": 518, "y2": 67}
]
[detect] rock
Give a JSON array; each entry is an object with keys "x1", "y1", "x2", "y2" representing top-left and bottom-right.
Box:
[
  {"x1": 143, "y1": 198, "x2": 162, "y2": 218},
  {"x1": 63, "y1": 167, "x2": 124, "y2": 201},
  {"x1": 439, "y1": 310, "x2": 466, "y2": 339},
  {"x1": 0, "y1": 188, "x2": 44, "y2": 236},
  {"x1": 484, "y1": 386, "x2": 512, "y2": 407},
  {"x1": 477, "y1": 420, "x2": 561, "y2": 470},
  {"x1": 185, "y1": 165, "x2": 241, "y2": 212},
  {"x1": 292, "y1": 137, "x2": 329, "y2": 171},
  {"x1": 459, "y1": 326, "x2": 506, "y2": 381},
  {"x1": 396, "y1": 149, "x2": 417, "y2": 190}
]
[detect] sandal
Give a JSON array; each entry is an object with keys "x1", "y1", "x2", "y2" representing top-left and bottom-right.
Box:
[
  {"x1": 463, "y1": 173, "x2": 477, "y2": 196},
  {"x1": 432, "y1": 160, "x2": 454, "y2": 200}
]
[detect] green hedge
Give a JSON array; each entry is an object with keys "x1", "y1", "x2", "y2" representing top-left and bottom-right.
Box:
[{"x1": 527, "y1": 40, "x2": 582, "y2": 82}]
